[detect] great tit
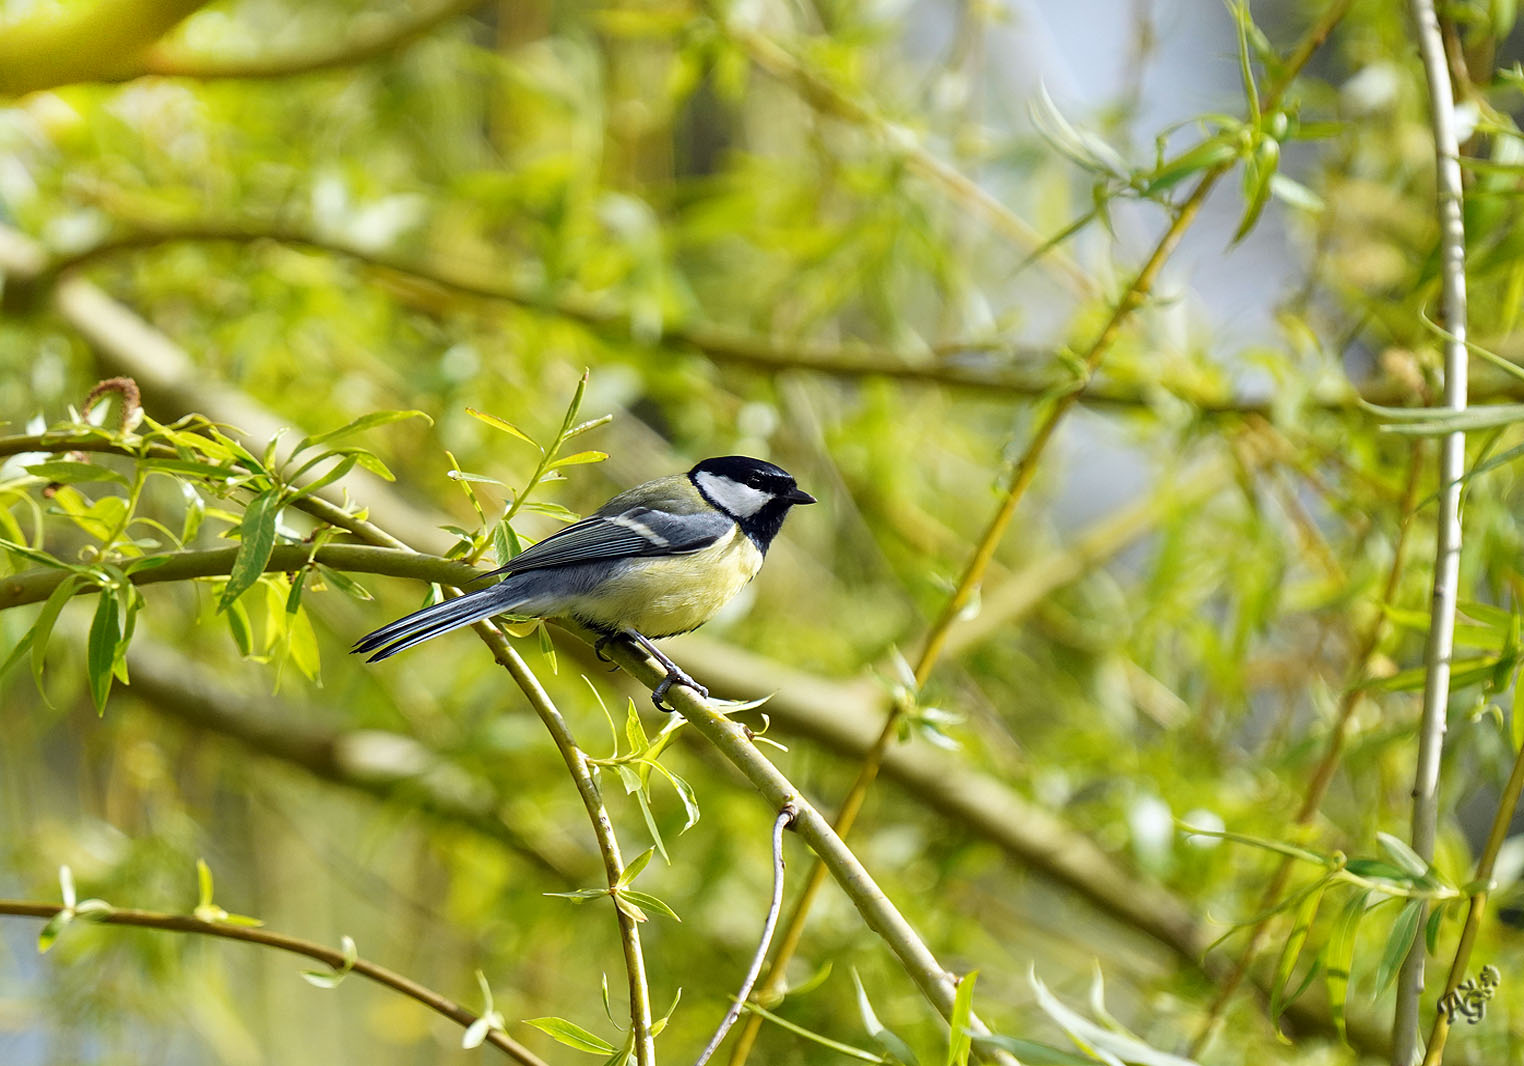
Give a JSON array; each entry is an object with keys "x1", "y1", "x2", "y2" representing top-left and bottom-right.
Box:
[{"x1": 353, "y1": 455, "x2": 815, "y2": 706}]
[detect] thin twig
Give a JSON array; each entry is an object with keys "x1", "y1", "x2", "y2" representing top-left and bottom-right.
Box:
[
  {"x1": 694, "y1": 806, "x2": 797, "y2": 1066},
  {"x1": 1419, "y1": 735, "x2": 1524, "y2": 1065},
  {"x1": 468, "y1": 621, "x2": 657, "y2": 1066},
  {"x1": 0, "y1": 900, "x2": 549, "y2": 1065},
  {"x1": 1395, "y1": 0, "x2": 1471, "y2": 1060},
  {"x1": 0, "y1": 543, "x2": 473, "y2": 611}
]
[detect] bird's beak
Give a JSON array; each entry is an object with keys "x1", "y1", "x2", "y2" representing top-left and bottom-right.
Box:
[{"x1": 786, "y1": 487, "x2": 817, "y2": 505}]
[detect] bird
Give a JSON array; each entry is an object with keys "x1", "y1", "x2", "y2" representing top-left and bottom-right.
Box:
[{"x1": 353, "y1": 455, "x2": 815, "y2": 707}]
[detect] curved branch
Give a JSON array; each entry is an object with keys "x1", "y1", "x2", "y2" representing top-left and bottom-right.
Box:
[
  {"x1": 141, "y1": 0, "x2": 485, "y2": 80},
  {"x1": 695, "y1": 806, "x2": 795, "y2": 1066},
  {"x1": 0, "y1": 899, "x2": 549, "y2": 1064},
  {"x1": 468, "y1": 619, "x2": 657, "y2": 1065}
]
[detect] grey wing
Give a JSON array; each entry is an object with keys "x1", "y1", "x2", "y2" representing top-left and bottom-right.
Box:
[{"x1": 487, "y1": 506, "x2": 732, "y2": 575}]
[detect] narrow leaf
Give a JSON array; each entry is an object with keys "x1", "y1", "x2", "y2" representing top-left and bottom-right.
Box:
[
  {"x1": 1269, "y1": 881, "x2": 1325, "y2": 1030},
  {"x1": 946, "y1": 971, "x2": 977, "y2": 1066},
  {"x1": 619, "y1": 889, "x2": 681, "y2": 922},
  {"x1": 37, "y1": 910, "x2": 71, "y2": 953},
  {"x1": 618, "y1": 847, "x2": 656, "y2": 889},
  {"x1": 220, "y1": 491, "x2": 281, "y2": 612},
  {"x1": 625, "y1": 701, "x2": 650, "y2": 755},
  {"x1": 523, "y1": 1016, "x2": 618, "y2": 1054},
  {"x1": 31, "y1": 574, "x2": 83, "y2": 696},
  {"x1": 741, "y1": 1002, "x2": 888, "y2": 1062},
  {"x1": 197, "y1": 859, "x2": 215, "y2": 909},
  {"x1": 970, "y1": 1035, "x2": 1098, "y2": 1065},
  {"x1": 466, "y1": 407, "x2": 540, "y2": 450},
  {"x1": 1324, "y1": 890, "x2": 1370, "y2": 1041},
  {"x1": 549, "y1": 450, "x2": 609, "y2": 469},
  {"x1": 86, "y1": 590, "x2": 121, "y2": 713},
  {"x1": 1373, "y1": 899, "x2": 1425, "y2": 995},
  {"x1": 293, "y1": 410, "x2": 431, "y2": 455},
  {"x1": 288, "y1": 454, "x2": 358, "y2": 502},
  {"x1": 1377, "y1": 832, "x2": 1431, "y2": 878},
  {"x1": 853, "y1": 969, "x2": 921, "y2": 1065}
]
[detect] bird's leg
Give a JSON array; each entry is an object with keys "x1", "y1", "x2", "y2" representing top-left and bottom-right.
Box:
[{"x1": 620, "y1": 628, "x2": 707, "y2": 711}]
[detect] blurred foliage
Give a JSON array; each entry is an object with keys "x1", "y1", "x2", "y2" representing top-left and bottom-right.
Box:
[{"x1": 7, "y1": 0, "x2": 1524, "y2": 1064}]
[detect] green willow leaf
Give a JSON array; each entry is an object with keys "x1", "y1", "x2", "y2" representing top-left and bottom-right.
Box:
[
  {"x1": 85, "y1": 589, "x2": 121, "y2": 714},
  {"x1": 523, "y1": 1016, "x2": 618, "y2": 1055},
  {"x1": 292, "y1": 410, "x2": 431, "y2": 456},
  {"x1": 945, "y1": 970, "x2": 977, "y2": 1066},
  {"x1": 220, "y1": 491, "x2": 282, "y2": 612},
  {"x1": 1270, "y1": 880, "x2": 1325, "y2": 1028},
  {"x1": 31, "y1": 573, "x2": 84, "y2": 698},
  {"x1": 1374, "y1": 899, "x2": 1425, "y2": 994},
  {"x1": 618, "y1": 889, "x2": 680, "y2": 922},
  {"x1": 1325, "y1": 888, "x2": 1371, "y2": 1041},
  {"x1": 853, "y1": 969, "x2": 921, "y2": 1066}
]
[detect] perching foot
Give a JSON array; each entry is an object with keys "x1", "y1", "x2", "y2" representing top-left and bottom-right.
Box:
[
  {"x1": 618, "y1": 628, "x2": 707, "y2": 712},
  {"x1": 650, "y1": 667, "x2": 708, "y2": 712}
]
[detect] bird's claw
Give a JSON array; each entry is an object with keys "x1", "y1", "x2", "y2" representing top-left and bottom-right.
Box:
[{"x1": 651, "y1": 669, "x2": 707, "y2": 712}]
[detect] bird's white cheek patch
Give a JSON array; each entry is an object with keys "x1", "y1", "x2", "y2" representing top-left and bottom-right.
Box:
[{"x1": 695, "y1": 471, "x2": 772, "y2": 517}]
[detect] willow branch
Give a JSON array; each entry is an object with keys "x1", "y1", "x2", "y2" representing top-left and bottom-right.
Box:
[
  {"x1": 694, "y1": 806, "x2": 795, "y2": 1066},
  {"x1": 18, "y1": 222, "x2": 1075, "y2": 397},
  {"x1": 140, "y1": 0, "x2": 484, "y2": 80},
  {"x1": 0, "y1": 900, "x2": 548, "y2": 1064},
  {"x1": 0, "y1": 429, "x2": 408, "y2": 551},
  {"x1": 0, "y1": 0, "x2": 480, "y2": 92},
  {"x1": 1419, "y1": 733, "x2": 1524, "y2": 1065},
  {"x1": 1395, "y1": 0, "x2": 1471, "y2": 1059},
  {"x1": 0, "y1": 544, "x2": 472, "y2": 612},
  {"x1": 583, "y1": 630, "x2": 1017, "y2": 1066},
  {"x1": 467, "y1": 621, "x2": 656, "y2": 1066}
]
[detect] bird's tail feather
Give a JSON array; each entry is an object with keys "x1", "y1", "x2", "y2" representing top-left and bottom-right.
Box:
[{"x1": 352, "y1": 582, "x2": 522, "y2": 662}]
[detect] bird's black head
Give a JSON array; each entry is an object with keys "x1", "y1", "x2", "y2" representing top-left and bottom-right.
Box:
[{"x1": 688, "y1": 455, "x2": 815, "y2": 551}]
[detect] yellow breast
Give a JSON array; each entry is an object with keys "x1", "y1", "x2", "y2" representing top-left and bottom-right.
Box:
[{"x1": 570, "y1": 527, "x2": 764, "y2": 637}]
